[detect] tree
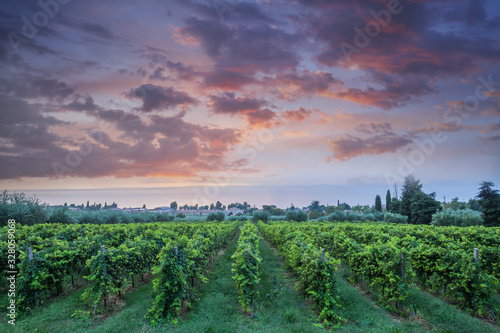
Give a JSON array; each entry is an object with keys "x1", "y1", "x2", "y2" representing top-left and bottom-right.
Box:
[
  {"x1": 375, "y1": 195, "x2": 382, "y2": 212},
  {"x1": 326, "y1": 205, "x2": 337, "y2": 214},
  {"x1": 410, "y1": 192, "x2": 441, "y2": 225},
  {"x1": 467, "y1": 198, "x2": 481, "y2": 211},
  {"x1": 252, "y1": 210, "x2": 270, "y2": 223},
  {"x1": 447, "y1": 197, "x2": 466, "y2": 210},
  {"x1": 308, "y1": 200, "x2": 320, "y2": 212},
  {"x1": 431, "y1": 209, "x2": 482, "y2": 227},
  {"x1": 170, "y1": 201, "x2": 178, "y2": 210},
  {"x1": 215, "y1": 201, "x2": 222, "y2": 210},
  {"x1": 207, "y1": 211, "x2": 225, "y2": 222},
  {"x1": 210, "y1": 203, "x2": 215, "y2": 210},
  {"x1": 476, "y1": 181, "x2": 500, "y2": 227},
  {"x1": 400, "y1": 174, "x2": 423, "y2": 223},
  {"x1": 285, "y1": 210, "x2": 307, "y2": 222},
  {"x1": 0, "y1": 191, "x2": 49, "y2": 226},
  {"x1": 308, "y1": 210, "x2": 321, "y2": 220},
  {"x1": 142, "y1": 204, "x2": 146, "y2": 209},
  {"x1": 385, "y1": 190, "x2": 391, "y2": 211}
]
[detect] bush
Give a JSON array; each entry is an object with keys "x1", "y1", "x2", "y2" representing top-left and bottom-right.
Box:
[
  {"x1": 0, "y1": 191, "x2": 48, "y2": 226},
  {"x1": 285, "y1": 210, "x2": 307, "y2": 222},
  {"x1": 175, "y1": 212, "x2": 186, "y2": 219},
  {"x1": 49, "y1": 207, "x2": 74, "y2": 224},
  {"x1": 308, "y1": 210, "x2": 322, "y2": 220},
  {"x1": 207, "y1": 211, "x2": 225, "y2": 222},
  {"x1": 326, "y1": 210, "x2": 346, "y2": 222},
  {"x1": 252, "y1": 210, "x2": 270, "y2": 223},
  {"x1": 431, "y1": 208, "x2": 483, "y2": 227},
  {"x1": 384, "y1": 212, "x2": 408, "y2": 224}
]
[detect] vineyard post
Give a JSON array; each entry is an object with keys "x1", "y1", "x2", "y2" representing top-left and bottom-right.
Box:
[
  {"x1": 321, "y1": 248, "x2": 325, "y2": 262},
  {"x1": 473, "y1": 247, "x2": 479, "y2": 316},
  {"x1": 28, "y1": 247, "x2": 39, "y2": 306},
  {"x1": 399, "y1": 253, "x2": 405, "y2": 311},
  {"x1": 174, "y1": 246, "x2": 181, "y2": 311},
  {"x1": 246, "y1": 248, "x2": 253, "y2": 318},
  {"x1": 100, "y1": 245, "x2": 109, "y2": 308}
]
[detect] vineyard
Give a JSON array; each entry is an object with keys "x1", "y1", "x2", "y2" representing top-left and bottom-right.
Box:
[{"x1": 1, "y1": 220, "x2": 499, "y2": 332}]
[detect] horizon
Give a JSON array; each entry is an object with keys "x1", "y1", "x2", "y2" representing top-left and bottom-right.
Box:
[
  {"x1": 9, "y1": 181, "x2": 487, "y2": 210},
  {"x1": 1, "y1": 0, "x2": 499, "y2": 203}
]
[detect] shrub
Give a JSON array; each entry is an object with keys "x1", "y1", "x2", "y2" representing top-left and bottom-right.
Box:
[
  {"x1": 308, "y1": 210, "x2": 322, "y2": 220},
  {"x1": 207, "y1": 211, "x2": 225, "y2": 222},
  {"x1": 49, "y1": 207, "x2": 74, "y2": 224},
  {"x1": 252, "y1": 210, "x2": 270, "y2": 223},
  {"x1": 384, "y1": 212, "x2": 408, "y2": 224},
  {"x1": 431, "y1": 208, "x2": 483, "y2": 227},
  {"x1": 326, "y1": 211, "x2": 346, "y2": 222},
  {"x1": 285, "y1": 210, "x2": 307, "y2": 222}
]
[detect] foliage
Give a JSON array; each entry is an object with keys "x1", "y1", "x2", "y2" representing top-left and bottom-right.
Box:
[
  {"x1": 252, "y1": 210, "x2": 270, "y2": 223},
  {"x1": 0, "y1": 190, "x2": 49, "y2": 226},
  {"x1": 384, "y1": 212, "x2": 408, "y2": 224},
  {"x1": 259, "y1": 222, "x2": 345, "y2": 327},
  {"x1": 431, "y1": 209, "x2": 483, "y2": 227},
  {"x1": 409, "y1": 191, "x2": 442, "y2": 225},
  {"x1": 206, "y1": 211, "x2": 225, "y2": 222},
  {"x1": 389, "y1": 197, "x2": 401, "y2": 214},
  {"x1": 266, "y1": 221, "x2": 500, "y2": 317},
  {"x1": 308, "y1": 210, "x2": 322, "y2": 220},
  {"x1": 146, "y1": 222, "x2": 239, "y2": 325},
  {"x1": 477, "y1": 181, "x2": 500, "y2": 227},
  {"x1": 385, "y1": 190, "x2": 391, "y2": 212},
  {"x1": 50, "y1": 207, "x2": 74, "y2": 224},
  {"x1": 231, "y1": 223, "x2": 261, "y2": 314},
  {"x1": 285, "y1": 210, "x2": 308, "y2": 222},
  {"x1": 400, "y1": 174, "x2": 423, "y2": 223},
  {"x1": 375, "y1": 195, "x2": 382, "y2": 212}
]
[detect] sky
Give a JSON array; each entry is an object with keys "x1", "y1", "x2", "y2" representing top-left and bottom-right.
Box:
[{"x1": 0, "y1": 0, "x2": 499, "y2": 208}]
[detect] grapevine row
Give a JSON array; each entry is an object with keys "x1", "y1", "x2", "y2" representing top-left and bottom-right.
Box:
[
  {"x1": 231, "y1": 222, "x2": 261, "y2": 316},
  {"x1": 258, "y1": 222, "x2": 345, "y2": 328}
]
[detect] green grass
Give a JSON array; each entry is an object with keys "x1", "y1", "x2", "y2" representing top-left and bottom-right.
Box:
[{"x1": 410, "y1": 288, "x2": 500, "y2": 333}]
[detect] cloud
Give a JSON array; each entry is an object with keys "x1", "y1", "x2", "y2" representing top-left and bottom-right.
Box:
[
  {"x1": 0, "y1": 75, "x2": 74, "y2": 101},
  {"x1": 202, "y1": 67, "x2": 257, "y2": 89},
  {"x1": 208, "y1": 92, "x2": 266, "y2": 114},
  {"x1": 478, "y1": 135, "x2": 500, "y2": 142},
  {"x1": 327, "y1": 73, "x2": 436, "y2": 109},
  {"x1": 173, "y1": 17, "x2": 301, "y2": 73},
  {"x1": 300, "y1": 0, "x2": 500, "y2": 84},
  {"x1": 281, "y1": 107, "x2": 314, "y2": 122},
  {"x1": 207, "y1": 92, "x2": 275, "y2": 127},
  {"x1": 271, "y1": 70, "x2": 343, "y2": 100},
  {"x1": 327, "y1": 122, "x2": 412, "y2": 161},
  {"x1": 0, "y1": 98, "x2": 245, "y2": 179},
  {"x1": 126, "y1": 84, "x2": 198, "y2": 112}
]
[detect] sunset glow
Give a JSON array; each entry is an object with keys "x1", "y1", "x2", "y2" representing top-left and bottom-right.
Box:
[{"x1": 1, "y1": 0, "x2": 500, "y2": 206}]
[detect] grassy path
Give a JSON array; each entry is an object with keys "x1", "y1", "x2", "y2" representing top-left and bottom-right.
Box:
[{"x1": 164, "y1": 235, "x2": 325, "y2": 332}]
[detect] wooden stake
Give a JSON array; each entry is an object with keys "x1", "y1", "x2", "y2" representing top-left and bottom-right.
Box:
[
  {"x1": 321, "y1": 248, "x2": 325, "y2": 262},
  {"x1": 100, "y1": 245, "x2": 109, "y2": 308},
  {"x1": 28, "y1": 247, "x2": 39, "y2": 306}
]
